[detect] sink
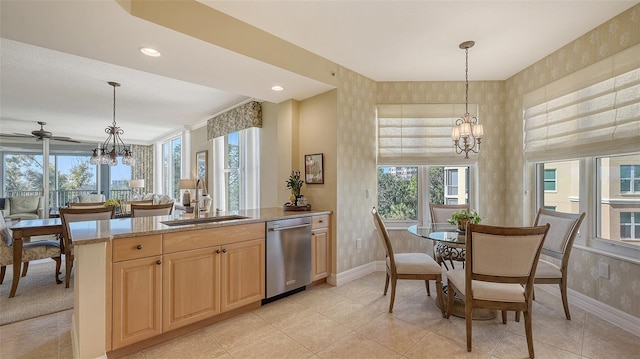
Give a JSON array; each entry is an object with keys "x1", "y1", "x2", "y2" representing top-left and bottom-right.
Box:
[{"x1": 160, "y1": 215, "x2": 249, "y2": 226}]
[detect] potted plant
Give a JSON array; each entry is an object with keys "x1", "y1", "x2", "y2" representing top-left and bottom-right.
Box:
[
  {"x1": 103, "y1": 199, "x2": 121, "y2": 213},
  {"x1": 285, "y1": 170, "x2": 304, "y2": 205},
  {"x1": 447, "y1": 209, "x2": 481, "y2": 232}
]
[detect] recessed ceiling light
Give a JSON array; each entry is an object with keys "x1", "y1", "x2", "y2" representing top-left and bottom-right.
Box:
[
  {"x1": 139, "y1": 47, "x2": 161, "y2": 57},
  {"x1": 270, "y1": 85, "x2": 284, "y2": 92}
]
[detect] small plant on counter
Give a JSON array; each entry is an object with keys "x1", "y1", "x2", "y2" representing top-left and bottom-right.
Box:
[{"x1": 286, "y1": 170, "x2": 304, "y2": 204}]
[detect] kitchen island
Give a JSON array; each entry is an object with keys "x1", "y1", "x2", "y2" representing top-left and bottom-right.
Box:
[{"x1": 68, "y1": 207, "x2": 331, "y2": 359}]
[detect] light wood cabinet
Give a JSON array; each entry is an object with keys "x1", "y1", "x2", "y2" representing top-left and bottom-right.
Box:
[
  {"x1": 311, "y1": 215, "x2": 330, "y2": 281},
  {"x1": 162, "y1": 247, "x2": 220, "y2": 332},
  {"x1": 221, "y1": 238, "x2": 265, "y2": 312},
  {"x1": 112, "y1": 255, "x2": 162, "y2": 350},
  {"x1": 111, "y1": 223, "x2": 265, "y2": 349}
]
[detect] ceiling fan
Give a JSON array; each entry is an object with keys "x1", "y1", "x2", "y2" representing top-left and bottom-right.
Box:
[{"x1": 0, "y1": 121, "x2": 81, "y2": 143}]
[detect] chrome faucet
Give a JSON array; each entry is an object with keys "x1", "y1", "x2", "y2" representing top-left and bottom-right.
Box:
[{"x1": 194, "y1": 178, "x2": 207, "y2": 218}]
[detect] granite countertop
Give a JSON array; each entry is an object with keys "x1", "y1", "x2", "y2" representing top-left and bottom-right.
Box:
[{"x1": 70, "y1": 207, "x2": 332, "y2": 246}]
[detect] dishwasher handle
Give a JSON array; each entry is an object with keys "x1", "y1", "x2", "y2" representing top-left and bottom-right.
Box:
[{"x1": 268, "y1": 223, "x2": 311, "y2": 231}]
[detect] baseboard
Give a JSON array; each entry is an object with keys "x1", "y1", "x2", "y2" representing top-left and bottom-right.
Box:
[
  {"x1": 334, "y1": 261, "x2": 385, "y2": 286},
  {"x1": 537, "y1": 284, "x2": 640, "y2": 337}
]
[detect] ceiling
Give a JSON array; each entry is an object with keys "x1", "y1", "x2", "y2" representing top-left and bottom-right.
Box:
[{"x1": 1, "y1": 1, "x2": 637, "y2": 149}]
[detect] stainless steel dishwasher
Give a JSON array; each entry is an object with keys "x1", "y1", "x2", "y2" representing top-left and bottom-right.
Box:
[{"x1": 265, "y1": 217, "x2": 312, "y2": 299}]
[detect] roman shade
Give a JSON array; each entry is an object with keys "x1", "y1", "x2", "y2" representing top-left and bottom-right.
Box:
[
  {"x1": 523, "y1": 44, "x2": 640, "y2": 161},
  {"x1": 207, "y1": 101, "x2": 262, "y2": 140},
  {"x1": 377, "y1": 103, "x2": 479, "y2": 165}
]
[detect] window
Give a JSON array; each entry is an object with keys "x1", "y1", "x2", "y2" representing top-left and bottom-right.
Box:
[
  {"x1": 598, "y1": 154, "x2": 640, "y2": 245},
  {"x1": 377, "y1": 165, "x2": 472, "y2": 223},
  {"x1": 161, "y1": 137, "x2": 181, "y2": 200},
  {"x1": 620, "y1": 165, "x2": 640, "y2": 193},
  {"x1": 445, "y1": 169, "x2": 458, "y2": 196},
  {"x1": 213, "y1": 128, "x2": 260, "y2": 211},
  {"x1": 543, "y1": 206, "x2": 557, "y2": 211},
  {"x1": 544, "y1": 169, "x2": 557, "y2": 191},
  {"x1": 620, "y1": 212, "x2": 640, "y2": 240}
]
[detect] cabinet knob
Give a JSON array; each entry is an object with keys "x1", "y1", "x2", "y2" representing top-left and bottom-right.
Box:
[
  {"x1": 222, "y1": 248, "x2": 227, "y2": 253},
  {"x1": 319, "y1": 220, "x2": 324, "y2": 223},
  {"x1": 156, "y1": 260, "x2": 161, "y2": 265},
  {"x1": 216, "y1": 249, "x2": 221, "y2": 254},
  {"x1": 137, "y1": 245, "x2": 143, "y2": 250}
]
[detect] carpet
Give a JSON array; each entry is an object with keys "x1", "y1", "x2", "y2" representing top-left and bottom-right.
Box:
[{"x1": 0, "y1": 260, "x2": 73, "y2": 325}]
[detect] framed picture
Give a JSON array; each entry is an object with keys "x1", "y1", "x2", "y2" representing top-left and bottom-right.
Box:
[
  {"x1": 196, "y1": 150, "x2": 208, "y2": 188},
  {"x1": 305, "y1": 153, "x2": 324, "y2": 184}
]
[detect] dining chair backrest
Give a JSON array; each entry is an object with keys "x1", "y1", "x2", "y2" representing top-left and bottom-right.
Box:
[
  {"x1": 371, "y1": 207, "x2": 396, "y2": 270},
  {"x1": 0, "y1": 216, "x2": 14, "y2": 260},
  {"x1": 60, "y1": 207, "x2": 116, "y2": 245},
  {"x1": 120, "y1": 199, "x2": 154, "y2": 214},
  {"x1": 131, "y1": 203, "x2": 174, "y2": 217},
  {"x1": 466, "y1": 223, "x2": 549, "y2": 285},
  {"x1": 533, "y1": 208, "x2": 586, "y2": 261},
  {"x1": 67, "y1": 202, "x2": 106, "y2": 209},
  {"x1": 429, "y1": 203, "x2": 469, "y2": 224}
]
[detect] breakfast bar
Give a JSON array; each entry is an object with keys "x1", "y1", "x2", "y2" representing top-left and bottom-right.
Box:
[{"x1": 68, "y1": 208, "x2": 331, "y2": 358}]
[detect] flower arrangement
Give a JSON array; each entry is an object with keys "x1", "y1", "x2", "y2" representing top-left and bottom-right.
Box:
[
  {"x1": 103, "y1": 199, "x2": 120, "y2": 208},
  {"x1": 285, "y1": 170, "x2": 304, "y2": 204},
  {"x1": 447, "y1": 209, "x2": 481, "y2": 232}
]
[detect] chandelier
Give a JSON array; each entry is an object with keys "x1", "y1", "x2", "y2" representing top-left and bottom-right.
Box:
[
  {"x1": 452, "y1": 41, "x2": 484, "y2": 159},
  {"x1": 90, "y1": 82, "x2": 134, "y2": 166}
]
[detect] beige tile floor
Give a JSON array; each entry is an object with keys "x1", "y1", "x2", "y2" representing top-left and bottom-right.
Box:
[{"x1": 2, "y1": 271, "x2": 639, "y2": 359}]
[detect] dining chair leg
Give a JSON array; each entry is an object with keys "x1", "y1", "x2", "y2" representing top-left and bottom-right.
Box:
[
  {"x1": 465, "y1": 300, "x2": 473, "y2": 352},
  {"x1": 388, "y1": 278, "x2": 398, "y2": 313},
  {"x1": 446, "y1": 284, "x2": 454, "y2": 319},
  {"x1": 560, "y1": 280, "x2": 571, "y2": 320},
  {"x1": 0, "y1": 266, "x2": 5, "y2": 284},
  {"x1": 21, "y1": 262, "x2": 29, "y2": 277},
  {"x1": 425, "y1": 280, "x2": 431, "y2": 296},
  {"x1": 516, "y1": 311, "x2": 521, "y2": 322},
  {"x1": 65, "y1": 255, "x2": 73, "y2": 288},
  {"x1": 501, "y1": 310, "x2": 507, "y2": 324},
  {"x1": 53, "y1": 257, "x2": 62, "y2": 284},
  {"x1": 435, "y1": 280, "x2": 445, "y2": 317},
  {"x1": 524, "y1": 309, "x2": 535, "y2": 358},
  {"x1": 383, "y1": 272, "x2": 390, "y2": 295}
]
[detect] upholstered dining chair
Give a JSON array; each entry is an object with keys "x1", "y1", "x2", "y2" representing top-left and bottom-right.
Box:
[
  {"x1": 532, "y1": 208, "x2": 586, "y2": 320},
  {"x1": 429, "y1": 203, "x2": 469, "y2": 269},
  {"x1": 131, "y1": 203, "x2": 174, "y2": 217},
  {"x1": 59, "y1": 207, "x2": 115, "y2": 288},
  {"x1": 446, "y1": 223, "x2": 549, "y2": 358},
  {"x1": 67, "y1": 202, "x2": 106, "y2": 209},
  {"x1": 372, "y1": 207, "x2": 445, "y2": 316},
  {"x1": 0, "y1": 216, "x2": 62, "y2": 297}
]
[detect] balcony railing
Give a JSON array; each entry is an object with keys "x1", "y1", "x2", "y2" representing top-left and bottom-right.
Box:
[{"x1": 5, "y1": 189, "x2": 133, "y2": 207}]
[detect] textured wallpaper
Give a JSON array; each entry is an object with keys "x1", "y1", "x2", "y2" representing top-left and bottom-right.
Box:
[
  {"x1": 335, "y1": 66, "x2": 379, "y2": 273},
  {"x1": 130, "y1": 144, "x2": 154, "y2": 194}
]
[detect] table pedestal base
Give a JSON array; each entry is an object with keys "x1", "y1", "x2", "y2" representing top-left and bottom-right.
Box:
[{"x1": 436, "y1": 289, "x2": 496, "y2": 320}]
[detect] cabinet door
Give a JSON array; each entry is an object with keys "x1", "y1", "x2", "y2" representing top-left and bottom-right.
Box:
[
  {"x1": 112, "y1": 256, "x2": 162, "y2": 350},
  {"x1": 312, "y1": 227, "x2": 329, "y2": 281},
  {"x1": 162, "y1": 247, "x2": 220, "y2": 332},
  {"x1": 221, "y1": 238, "x2": 265, "y2": 312}
]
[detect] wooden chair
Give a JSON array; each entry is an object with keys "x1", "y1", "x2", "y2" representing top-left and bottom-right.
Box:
[
  {"x1": 429, "y1": 203, "x2": 469, "y2": 269},
  {"x1": 532, "y1": 208, "x2": 586, "y2": 320},
  {"x1": 120, "y1": 199, "x2": 153, "y2": 214},
  {"x1": 446, "y1": 223, "x2": 549, "y2": 358},
  {"x1": 67, "y1": 201, "x2": 106, "y2": 209},
  {"x1": 131, "y1": 203, "x2": 174, "y2": 217},
  {"x1": 372, "y1": 207, "x2": 445, "y2": 316},
  {"x1": 59, "y1": 207, "x2": 115, "y2": 288},
  {"x1": 0, "y1": 216, "x2": 62, "y2": 297}
]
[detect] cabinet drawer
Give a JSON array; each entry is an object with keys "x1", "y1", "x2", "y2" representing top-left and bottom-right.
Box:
[
  {"x1": 312, "y1": 215, "x2": 329, "y2": 229},
  {"x1": 112, "y1": 235, "x2": 162, "y2": 262}
]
